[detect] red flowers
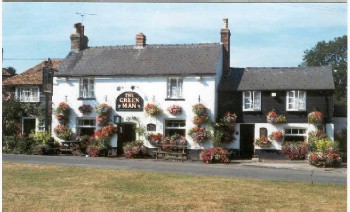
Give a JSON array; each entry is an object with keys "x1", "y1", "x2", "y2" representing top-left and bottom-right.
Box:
[
  {"x1": 200, "y1": 147, "x2": 230, "y2": 163},
  {"x1": 308, "y1": 111, "x2": 324, "y2": 124},
  {"x1": 270, "y1": 131, "x2": 283, "y2": 142},
  {"x1": 94, "y1": 125, "x2": 118, "y2": 139},
  {"x1": 144, "y1": 103, "x2": 162, "y2": 116}
]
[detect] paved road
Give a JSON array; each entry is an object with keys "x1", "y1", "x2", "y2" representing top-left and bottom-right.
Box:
[{"x1": 2, "y1": 154, "x2": 347, "y2": 185}]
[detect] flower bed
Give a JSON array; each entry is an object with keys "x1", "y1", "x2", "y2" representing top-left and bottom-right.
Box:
[
  {"x1": 281, "y1": 141, "x2": 308, "y2": 160},
  {"x1": 123, "y1": 140, "x2": 147, "y2": 158},
  {"x1": 200, "y1": 147, "x2": 230, "y2": 163},
  {"x1": 144, "y1": 103, "x2": 162, "y2": 116},
  {"x1": 255, "y1": 136, "x2": 272, "y2": 148},
  {"x1": 167, "y1": 104, "x2": 182, "y2": 115}
]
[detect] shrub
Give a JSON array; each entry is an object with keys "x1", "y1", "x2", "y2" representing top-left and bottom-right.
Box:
[
  {"x1": 282, "y1": 141, "x2": 308, "y2": 160},
  {"x1": 123, "y1": 140, "x2": 147, "y2": 158},
  {"x1": 31, "y1": 131, "x2": 53, "y2": 144},
  {"x1": 14, "y1": 136, "x2": 38, "y2": 154},
  {"x1": 200, "y1": 147, "x2": 230, "y2": 163},
  {"x1": 2, "y1": 136, "x2": 18, "y2": 153},
  {"x1": 33, "y1": 144, "x2": 54, "y2": 155}
]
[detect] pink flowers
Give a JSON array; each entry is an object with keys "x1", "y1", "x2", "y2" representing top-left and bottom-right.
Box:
[
  {"x1": 308, "y1": 111, "x2": 324, "y2": 124},
  {"x1": 167, "y1": 104, "x2": 182, "y2": 115},
  {"x1": 200, "y1": 147, "x2": 230, "y2": 163}
]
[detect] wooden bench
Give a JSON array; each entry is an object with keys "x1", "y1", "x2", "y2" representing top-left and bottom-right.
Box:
[
  {"x1": 59, "y1": 141, "x2": 84, "y2": 156},
  {"x1": 154, "y1": 145, "x2": 188, "y2": 161}
]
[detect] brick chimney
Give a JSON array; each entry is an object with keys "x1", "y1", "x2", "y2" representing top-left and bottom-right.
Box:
[
  {"x1": 220, "y1": 18, "x2": 231, "y2": 74},
  {"x1": 70, "y1": 23, "x2": 89, "y2": 52},
  {"x1": 136, "y1": 33, "x2": 146, "y2": 47}
]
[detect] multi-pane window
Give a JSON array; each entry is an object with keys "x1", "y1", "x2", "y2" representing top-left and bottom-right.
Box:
[
  {"x1": 16, "y1": 87, "x2": 40, "y2": 102},
  {"x1": 243, "y1": 91, "x2": 261, "y2": 111},
  {"x1": 77, "y1": 118, "x2": 96, "y2": 136},
  {"x1": 167, "y1": 77, "x2": 183, "y2": 99},
  {"x1": 284, "y1": 128, "x2": 307, "y2": 142},
  {"x1": 37, "y1": 119, "x2": 45, "y2": 131},
  {"x1": 165, "y1": 120, "x2": 186, "y2": 136},
  {"x1": 286, "y1": 90, "x2": 306, "y2": 111},
  {"x1": 79, "y1": 78, "x2": 95, "y2": 98}
]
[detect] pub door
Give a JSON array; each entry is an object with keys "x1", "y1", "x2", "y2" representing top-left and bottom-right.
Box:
[
  {"x1": 117, "y1": 123, "x2": 136, "y2": 156},
  {"x1": 239, "y1": 124, "x2": 255, "y2": 159}
]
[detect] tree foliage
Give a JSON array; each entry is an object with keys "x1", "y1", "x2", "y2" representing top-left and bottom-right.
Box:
[
  {"x1": 5, "y1": 66, "x2": 17, "y2": 75},
  {"x1": 301, "y1": 35, "x2": 347, "y2": 104}
]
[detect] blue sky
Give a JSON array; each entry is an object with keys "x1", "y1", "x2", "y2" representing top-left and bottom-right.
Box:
[{"x1": 2, "y1": 3, "x2": 347, "y2": 73}]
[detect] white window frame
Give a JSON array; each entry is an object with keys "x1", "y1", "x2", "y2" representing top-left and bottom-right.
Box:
[
  {"x1": 37, "y1": 119, "x2": 46, "y2": 132},
  {"x1": 79, "y1": 78, "x2": 95, "y2": 98},
  {"x1": 167, "y1": 77, "x2": 183, "y2": 99},
  {"x1": 76, "y1": 117, "x2": 96, "y2": 135},
  {"x1": 286, "y1": 90, "x2": 306, "y2": 111},
  {"x1": 164, "y1": 119, "x2": 186, "y2": 136},
  {"x1": 242, "y1": 91, "x2": 261, "y2": 111},
  {"x1": 284, "y1": 128, "x2": 307, "y2": 136},
  {"x1": 16, "y1": 87, "x2": 40, "y2": 102}
]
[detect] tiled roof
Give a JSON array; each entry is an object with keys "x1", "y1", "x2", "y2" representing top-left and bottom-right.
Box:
[
  {"x1": 219, "y1": 66, "x2": 335, "y2": 91},
  {"x1": 56, "y1": 43, "x2": 221, "y2": 77},
  {"x1": 3, "y1": 60, "x2": 62, "y2": 86},
  {"x1": 2, "y1": 68, "x2": 11, "y2": 76}
]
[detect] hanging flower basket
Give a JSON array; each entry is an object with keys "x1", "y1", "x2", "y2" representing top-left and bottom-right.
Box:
[
  {"x1": 192, "y1": 103, "x2": 207, "y2": 116},
  {"x1": 144, "y1": 103, "x2": 162, "y2": 117},
  {"x1": 167, "y1": 104, "x2": 182, "y2": 115},
  {"x1": 78, "y1": 104, "x2": 93, "y2": 114},
  {"x1": 266, "y1": 111, "x2": 287, "y2": 124},
  {"x1": 222, "y1": 112, "x2": 237, "y2": 126},
  {"x1": 255, "y1": 136, "x2": 272, "y2": 148},
  {"x1": 308, "y1": 111, "x2": 324, "y2": 125},
  {"x1": 96, "y1": 103, "x2": 112, "y2": 126},
  {"x1": 55, "y1": 102, "x2": 70, "y2": 123},
  {"x1": 188, "y1": 126, "x2": 211, "y2": 144},
  {"x1": 269, "y1": 130, "x2": 284, "y2": 142},
  {"x1": 193, "y1": 115, "x2": 210, "y2": 125}
]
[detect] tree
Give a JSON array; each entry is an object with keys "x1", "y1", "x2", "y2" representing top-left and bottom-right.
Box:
[
  {"x1": 5, "y1": 66, "x2": 17, "y2": 75},
  {"x1": 301, "y1": 35, "x2": 347, "y2": 104}
]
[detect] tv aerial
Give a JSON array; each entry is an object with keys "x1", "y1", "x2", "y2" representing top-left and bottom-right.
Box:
[{"x1": 76, "y1": 12, "x2": 97, "y2": 23}]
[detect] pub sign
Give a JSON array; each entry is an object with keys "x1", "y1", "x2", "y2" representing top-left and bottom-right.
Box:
[{"x1": 116, "y1": 92, "x2": 143, "y2": 111}]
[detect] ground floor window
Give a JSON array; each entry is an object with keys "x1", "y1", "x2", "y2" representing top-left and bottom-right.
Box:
[
  {"x1": 165, "y1": 120, "x2": 186, "y2": 137},
  {"x1": 284, "y1": 128, "x2": 307, "y2": 142},
  {"x1": 37, "y1": 119, "x2": 45, "y2": 131},
  {"x1": 77, "y1": 118, "x2": 96, "y2": 136}
]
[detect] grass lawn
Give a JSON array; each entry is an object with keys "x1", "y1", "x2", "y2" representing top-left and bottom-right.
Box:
[{"x1": 2, "y1": 162, "x2": 346, "y2": 211}]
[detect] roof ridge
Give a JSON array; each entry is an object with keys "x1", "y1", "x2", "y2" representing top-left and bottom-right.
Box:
[{"x1": 88, "y1": 43, "x2": 220, "y2": 49}]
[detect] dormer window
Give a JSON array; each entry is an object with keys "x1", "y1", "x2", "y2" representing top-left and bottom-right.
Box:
[
  {"x1": 243, "y1": 91, "x2": 261, "y2": 111},
  {"x1": 167, "y1": 77, "x2": 183, "y2": 99},
  {"x1": 286, "y1": 90, "x2": 306, "y2": 111},
  {"x1": 79, "y1": 78, "x2": 95, "y2": 99}
]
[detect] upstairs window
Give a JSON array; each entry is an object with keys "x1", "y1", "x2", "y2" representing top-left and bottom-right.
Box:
[
  {"x1": 79, "y1": 78, "x2": 95, "y2": 99},
  {"x1": 167, "y1": 77, "x2": 183, "y2": 99},
  {"x1": 243, "y1": 91, "x2": 261, "y2": 111},
  {"x1": 16, "y1": 87, "x2": 40, "y2": 102},
  {"x1": 286, "y1": 90, "x2": 306, "y2": 111}
]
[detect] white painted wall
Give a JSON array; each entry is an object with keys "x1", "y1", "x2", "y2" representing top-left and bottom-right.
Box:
[{"x1": 52, "y1": 75, "x2": 219, "y2": 149}]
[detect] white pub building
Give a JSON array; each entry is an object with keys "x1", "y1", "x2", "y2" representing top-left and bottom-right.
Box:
[{"x1": 52, "y1": 20, "x2": 232, "y2": 156}]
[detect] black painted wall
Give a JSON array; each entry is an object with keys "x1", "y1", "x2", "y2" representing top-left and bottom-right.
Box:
[{"x1": 218, "y1": 90, "x2": 334, "y2": 124}]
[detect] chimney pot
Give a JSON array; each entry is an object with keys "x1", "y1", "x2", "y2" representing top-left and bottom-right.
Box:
[
  {"x1": 223, "y1": 18, "x2": 228, "y2": 29},
  {"x1": 136, "y1": 33, "x2": 146, "y2": 47}
]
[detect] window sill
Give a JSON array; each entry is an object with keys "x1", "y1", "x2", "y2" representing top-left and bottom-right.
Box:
[
  {"x1": 243, "y1": 110, "x2": 261, "y2": 112},
  {"x1": 165, "y1": 98, "x2": 185, "y2": 101},
  {"x1": 77, "y1": 97, "x2": 96, "y2": 100}
]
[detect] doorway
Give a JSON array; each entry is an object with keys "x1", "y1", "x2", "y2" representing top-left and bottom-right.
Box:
[
  {"x1": 240, "y1": 124, "x2": 255, "y2": 159},
  {"x1": 117, "y1": 123, "x2": 136, "y2": 155},
  {"x1": 22, "y1": 118, "x2": 36, "y2": 136}
]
